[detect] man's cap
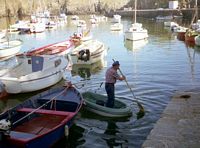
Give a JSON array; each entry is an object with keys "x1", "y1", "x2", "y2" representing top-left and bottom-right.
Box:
[{"x1": 112, "y1": 61, "x2": 120, "y2": 66}]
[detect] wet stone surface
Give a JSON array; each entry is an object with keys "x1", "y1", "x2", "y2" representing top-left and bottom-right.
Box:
[{"x1": 142, "y1": 91, "x2": 200, "y2": 148}]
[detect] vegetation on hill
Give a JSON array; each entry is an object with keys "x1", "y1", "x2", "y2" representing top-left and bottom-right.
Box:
[{"x1": 0, "y1": 0, "x2": 199, "y2": 17}]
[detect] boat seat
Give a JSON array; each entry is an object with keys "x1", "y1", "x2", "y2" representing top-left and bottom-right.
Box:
[
  {"x1": 10, "y1": 131, "x2": 36, "y2": 140},
  {"x1": 17, "y1": 108, "x2": 75, "y2": 116}
]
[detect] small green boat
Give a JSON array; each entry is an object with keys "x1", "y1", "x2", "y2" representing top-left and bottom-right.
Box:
[{"x1": 82, "y1": 91, "x2": 132, "y2": 118}]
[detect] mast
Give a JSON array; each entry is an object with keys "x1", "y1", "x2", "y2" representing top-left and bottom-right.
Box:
[
  {"x1": 4, "y1": 0, "x2": 9, "y2": 45},
  {"x1": 189, "y1": 0, "x2": 198, "y2": 28},
  {"x1": 134, "y1": 0, "x2": 137, "y2": 23},
  {"x1": 195, "y1": 0, "x2": 198, "y2": 22}
]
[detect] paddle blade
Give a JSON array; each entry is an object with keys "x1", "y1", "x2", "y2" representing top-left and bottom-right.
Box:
[
  {"x1": 137, "y1": 102, "x2": 145, "y2": 119},
  {"x1": 137, "y1": 110, "x2": 145, "y2": 119}
]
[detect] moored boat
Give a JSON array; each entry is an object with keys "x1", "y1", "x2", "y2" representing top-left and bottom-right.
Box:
[
  {"x1": 124, "y1": 0, "x2": 148, "y2": 41},
  {"x1": 23, "y1": 39, "x2": 74, "y2": 56},
  {"x1": 185, "y1": 29, "x2": 198, "y2": 44},
  {"x1": 110, "y1": 23, "x2": 123, "y2": 31},
  {"x1": 70, "y1": 30, "x2": 92, "y2": 44},
  {"x1": 70, "y1": 39, "x2": 106, "y2": 65},
  {"x1": 112, "y1": 14, "x2": 121, "y2": 23},
  {"x1": 0, "y1": 54, "x2": 68, "y2": 94},
  {"x1": 0, "y1": 31, "x2": 6, "y2": 39},
  {"x1": 177, "y1": 32, "x2": 186, "y2": 41},
  {"x1": 82, "y1": 91, "x2": 132, "y2": 118},
  {"x1": 195, "y1": 35, "x2": 200, "y2": 46},
  {"x1": 125, "y1": 23, "x2": 148, "y2": 41},
  {"x1": 0, "y1": 39, "x2": 23, "y2": 58},
  {"x1": 0, "y1": 84, "x2": 83, "y2": 147}
]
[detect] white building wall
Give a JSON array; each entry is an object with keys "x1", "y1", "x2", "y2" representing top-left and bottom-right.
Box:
[{"x1": 169, "y1": 1, "x2": 179, "y2": 9}]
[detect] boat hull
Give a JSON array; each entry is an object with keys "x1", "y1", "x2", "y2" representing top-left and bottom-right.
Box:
[
  {"x1": 0, "y1": 71, "x2": 63, "y2": 94},
  {"x1": 0, "y1": 55, "x2": 68, "y2": 94},
  {"x1": 0, "y1": 40, "x2": 22, "y2": 58},
  {"x1": 70, "y1": 40, "x2": 106, "y2": 65},
  {"x1": 25, "y1": 40, "x2": 74, "y2": 56},
  {"x1": 0, "y1": 86, "x2": 83, "y2": 147},
  {"x1": 82, "y1": 91, "x2": 132, "y2": 118},
  {"x1": 195, "y1": 35, "x2": 200, "y2": 46},
  {"x1": 177, "y1": 32, "x2": 185, "y2": 41},
  {"x1": 125, "y1": 30, "x2": 148, "y2": 41}
]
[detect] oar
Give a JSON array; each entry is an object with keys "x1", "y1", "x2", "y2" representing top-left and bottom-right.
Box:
[{"x1": 112, "y1": 59, "x2": 145, "y2": 117}]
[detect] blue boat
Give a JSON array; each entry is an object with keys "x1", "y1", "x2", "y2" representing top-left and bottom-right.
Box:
[{"x1": 0, "y1": 84, "x2": 83, "y2": 148}]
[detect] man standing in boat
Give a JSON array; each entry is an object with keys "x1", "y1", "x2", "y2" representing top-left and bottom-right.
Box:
[{"x1": 105, "y1": 61, "x2": 126, "y2": 108}]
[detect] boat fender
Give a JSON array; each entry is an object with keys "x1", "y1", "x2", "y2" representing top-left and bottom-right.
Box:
[{"x1": 64, "y1": 125, "x2": 69, "y2": 137}]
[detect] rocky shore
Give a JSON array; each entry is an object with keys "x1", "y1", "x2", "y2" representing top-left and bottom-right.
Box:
[{"x1": 1, "y1": 0, "x2": 197, "y2": 18}]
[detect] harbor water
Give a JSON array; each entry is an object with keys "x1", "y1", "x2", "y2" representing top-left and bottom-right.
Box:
[{"x1": 0, "y1": 16, "x2": 200, "y2": 148}]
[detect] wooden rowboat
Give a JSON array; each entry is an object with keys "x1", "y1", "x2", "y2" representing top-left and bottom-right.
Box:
[
  {"x1": 82, "y1": 91, "x2": 132, "y2": 118},
  {"x1": 0, "y1": 85, "x2": 83, "y2": 147}
]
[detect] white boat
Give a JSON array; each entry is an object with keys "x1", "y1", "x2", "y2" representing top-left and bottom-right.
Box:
[
  {"x1": 112, "y1": 14, "x2": 121, "y2": 23},
  {"x1": 70, "y1": 40, "x2": 106, "y2": 65},
  {"x1": 172, "y1": 26, "x2": 188, "y2": 33},
  {"x1": 8, "y1": 20, "x2": 29, "y2": 33},
  {"x1": 110, "y1": 23, "x2": 123, "y2": 31},
  {"x1": 77, "y1": 20, "x2": 87, "y2": 28},
  {"x1": 71, "y1": 15, "x2": 79, "y2": 20},
  {"x1": 0, "y1": 56, "x2": 18, "y2": 76},
  {"x1": 124, "y1": 0, "x2": 148, "y2": 41},
  {"x1": 156, "y1": 15, "x2": 174, "y2": 20},
  {"x1": 0, "y1": 39, "x2": 22, "y2": 58},
  {"x1": 0, "y1": 54, "x2": 68, "y2": 94},
  {"x1": 125, "y1": 23, "x2": 148, "y2": 41},
  {"x1": 164, "y1": 21, "x2": 178, "y2": 27},
  {"x1": 195, "y1": 35, "x2": 200, "y2": 46},
  {"x1": 90, "y1": 15, "x2": 98, "y2": 24},
  {"x1": 30, "y1": 22, "x2": 46, "y2": 33},
  {"x1": 0, "y1": 31, "x2": 6, "y2": 39}
]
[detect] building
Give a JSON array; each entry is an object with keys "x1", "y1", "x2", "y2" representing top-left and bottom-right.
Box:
[{"x1": 169, "y1": 1, "x2": 179, "y2": 9}]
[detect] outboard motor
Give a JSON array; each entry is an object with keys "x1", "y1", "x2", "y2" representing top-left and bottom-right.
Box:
[
  {"x1": 78, "y1": 50, "x2": 86, "y2": 60},
  {"x1": 78, "y1": 49, "x2": 90, "y2": 62},
  {"x1": 0, "y1": 119, "x2": 11, "y2": 141}
]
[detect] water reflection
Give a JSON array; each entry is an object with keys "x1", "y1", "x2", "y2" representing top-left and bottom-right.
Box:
[
  {"x1": 110, "y1": 30, "x2": 123, "y2": 35},
  {"x1": 194, "y1": 45, "x2": 200, "y2": 52},
  {"x1": 71, "y1": 59, "x2": 106, "y2": 80},
  {"x1": 185, "y1": 45, "x2": 199, "y2": 80},
  {"x1": 103, "y1": 121, "x2": 128, "y2": 147},
  {"x1": 124, "y1": 39, "x2": 148, "y2": 51}
]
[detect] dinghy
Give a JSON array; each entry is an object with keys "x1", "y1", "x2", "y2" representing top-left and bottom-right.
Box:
[{"x1": 82, "y1": 91, "x2": 132, "y2": 118}]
